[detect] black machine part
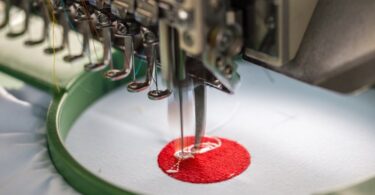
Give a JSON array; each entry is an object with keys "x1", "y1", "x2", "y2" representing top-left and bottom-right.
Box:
[{"x1": 243, "y1": 0, "x2": 375, "y2": 94}]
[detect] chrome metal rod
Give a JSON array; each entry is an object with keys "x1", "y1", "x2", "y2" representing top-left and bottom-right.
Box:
[
  {"x1": 193, "y1": 83, "x2": 206, "y2": 149},
  {"x1": 171, "y1": 28, "x2": 187, "y2": 155}
]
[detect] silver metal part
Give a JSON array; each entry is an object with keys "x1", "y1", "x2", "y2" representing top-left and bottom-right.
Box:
[
  {"x1": 147, "y1": 89, "x2": 171, "y2": 100},
  {"x1": 203, "y1": 24, "x2": 242, "y2": 93},
  {"x1": 127, "y1": 28, "x2": 157, "y2": 92},
  {"x1": 159, "y1": 21, "x2": 173, "y2": 89},
  {"x1": 147, "y1": 54, "x2": 171, "y2": 100},
  {"x1": 68, "y1": 4, "x2": 92, "y2": 63},
  {"x1": 156, "y1": 1, "x2": 243, "y2": 150},
  {"x1": 62, "y1": 4, "x2": 85, "y2": 62},
  {"x1": 73, "y1": 3, "x2": 91, "y2": 23},
  {"x1": 160, "y1": 0, "x2": 206, "y2": 55},
  {"x1": 106, "y1": 22, "x2": 135, "y2": 81},
  {"x1": 193, "y1": 83, "x2": 206, "y2": 149},
  {"x1": 44, "y1": 2, "x2": 68, "y2": 54},
  {"x1": 85, "y1": 11, "x2": 112, "y2": 72},
  {"x1": 144, "y1": 27, "x2": 171, "y2": 100},
  {"x1": 158, "y1": 0, "x2": 242, "y2": 93}
]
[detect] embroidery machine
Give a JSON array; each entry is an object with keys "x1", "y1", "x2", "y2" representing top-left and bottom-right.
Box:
[{"x1": 0, "y1": 0, "x2": 374, "y2": 194}]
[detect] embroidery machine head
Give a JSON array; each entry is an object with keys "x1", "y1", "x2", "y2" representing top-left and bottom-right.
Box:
[{"x1": 2, "y1": 0, "x2": 375, "y2": 151}]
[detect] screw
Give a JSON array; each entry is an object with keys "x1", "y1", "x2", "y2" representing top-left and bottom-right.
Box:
[
  {"x1": 183, "y1": 31, "x2": 193, "y2": 46},
  {"x1": 224, "y1": 65, "x2": 233, "y2": 78},
  {"x1": 98, "y1": 13, "x2": 109, "y2": 25},
  {"x1": 178, "y1": 9, "x2": 189, "y2": 21},
  {"x1": 117, "y1": 23, "x2": 127, "y2": 34},
  {"x1": 144, "y1": 31, "x2": 156, "y2": 43},
  {"x1": 266, "y1": 16, "x2": 275, "y2": 29},
  {"x1": 218, "y1": 30, "x2": 232, "y2": 51},
  {"x1": 215, "y1": 57, "x2": 225, "y2": 71}
]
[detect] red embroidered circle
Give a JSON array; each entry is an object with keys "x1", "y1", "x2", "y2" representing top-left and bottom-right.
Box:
[{"x1": 158, "y1": 136, "x2": 251, "y2": 183}]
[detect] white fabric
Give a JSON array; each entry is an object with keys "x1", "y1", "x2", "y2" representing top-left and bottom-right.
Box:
[
  {"x1": 0, "y1": 85, "x2": 78, "y2": 195},
  {"x1": 66, "y1": 62, "x2": 375, "y2": 195}
]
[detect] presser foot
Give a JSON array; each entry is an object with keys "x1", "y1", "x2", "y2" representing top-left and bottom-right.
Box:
[
  {"x1": 84, "y1": 62, "x2": 108, "y2": 72},
  {"x1": 127, "y1": 81, "x2": 150, "y2": 92},
  {"x1": 44, "y1": 46, "x2": 64, "y2": 54},
  {"x1": 24, "y1": 38, "x2": 45, "y2": 46},
  {"x1": 147, "y1": 89, "x2": 171, "y2": 100},
  {"x1": 105, "y1": 69, "x2": 129, "y2": 81},
  {"x1": 63, "y1": 54, "x2": 84, "y2": 62},
  {"x1": 6, "y1": 31, "x2": 26, "y2": 38}
]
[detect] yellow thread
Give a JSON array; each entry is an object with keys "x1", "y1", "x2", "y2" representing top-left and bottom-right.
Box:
[{"x1": 45, "y1": 0, "x2": 60, "y2": 92}]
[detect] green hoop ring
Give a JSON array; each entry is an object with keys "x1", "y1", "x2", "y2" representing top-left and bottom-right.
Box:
[
  {"x1": 46, "y1": 54, "x2": 148, "y2": 194},
  {"x1": 46, "y1": 73, "x2": 134, "y2": 194},
  {"x1": 1, "y1": 52, "x2": 146, "y2": 194}
]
